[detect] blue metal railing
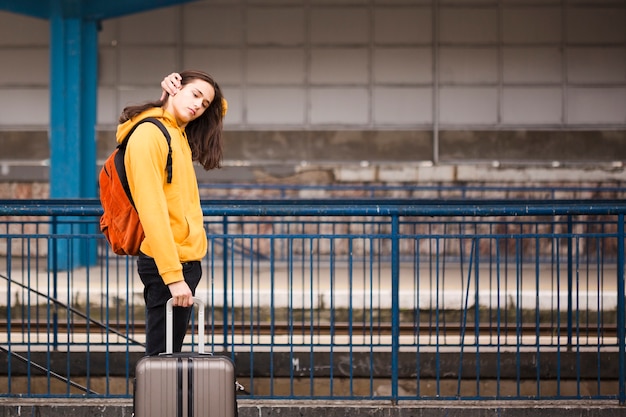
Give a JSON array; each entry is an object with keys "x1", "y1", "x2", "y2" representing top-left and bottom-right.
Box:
[{"x1": 0, "y1": 198, "x2": 625, "y2": 402}]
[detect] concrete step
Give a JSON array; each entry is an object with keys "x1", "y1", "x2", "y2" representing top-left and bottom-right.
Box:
[{"x1": 1, "y1": 398, "x2": 626, "y2": 417}]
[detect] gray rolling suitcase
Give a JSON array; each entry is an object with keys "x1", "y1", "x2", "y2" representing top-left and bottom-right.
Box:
[{"x1": 134, "y1": 297, "x2": 238, "y2": 417}]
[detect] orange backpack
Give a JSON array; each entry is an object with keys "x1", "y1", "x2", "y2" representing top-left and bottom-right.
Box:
[{"x1": 99, "y1": 118, "x2": 172, "y2": 256}]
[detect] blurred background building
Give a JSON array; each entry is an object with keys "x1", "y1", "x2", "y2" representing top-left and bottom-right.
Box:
[{"x1": 1, "y1": 0, "x2": 625, "y2": 198}]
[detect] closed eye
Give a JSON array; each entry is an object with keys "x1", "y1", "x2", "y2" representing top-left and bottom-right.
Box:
[{"x1": 192, "y1": 89, "x2": 210, "y2": 108}]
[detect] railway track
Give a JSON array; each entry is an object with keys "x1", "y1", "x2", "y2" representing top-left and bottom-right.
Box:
[{"x1": 1, "y1": 319, "x2": 617, "y2": 339}]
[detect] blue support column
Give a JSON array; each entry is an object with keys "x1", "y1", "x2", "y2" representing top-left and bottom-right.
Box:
[{"x1": 49, "y1": 12, "x2": 98, "y2": 269}]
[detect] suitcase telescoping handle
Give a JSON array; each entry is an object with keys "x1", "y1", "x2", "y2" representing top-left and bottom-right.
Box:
[{"x1": 165, "y1": 297, "x2": 206, "y2": 355}]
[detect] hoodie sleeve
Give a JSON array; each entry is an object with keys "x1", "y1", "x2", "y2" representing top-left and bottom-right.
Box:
[{"x1": 124, "y1": 122, "x2": 184, "y2": 285}]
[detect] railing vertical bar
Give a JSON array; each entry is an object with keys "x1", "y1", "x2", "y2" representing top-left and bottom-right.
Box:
[
  {"x1": 209, "y1": 237, "x2": 216, "y2": 350},
  {"x1": 45, "y1": 238, "x2": 52, "y2": 393},
  {"x1": 222, "y1": 217, "x2": 229, "y2": 350},
  {"x1": 230, "y1": 234, "x2": 237, "y2": 356},
  {"x1": 26, "y1": 238, "x2": 32, "y2": 395},
  {"x1": 329, "y1": 238, "x2": 335, "y2": 397},
  {"x1": 595, "y1": 233, "x2": 602, "y2": 397},
  {"x1": 535, "y1": 234, "x2": 541, "y2": 398},
  {"x1": 348, "y1": 238, "x2": 354, "y2": 397},
  {"x1": 51, "y1": 218, "x2": 59, "y2": 351},
  {"x1": 269, "y1": 236, "x2": 276, "y2": 397},
  {"x1": 435, "y1": 237, "x2": 441, "y2": 397},
  {"x1": 368, "y1": 234, "x2": 372, "y2": 397},
  {"x1": 246, "y1": 234, "x2": 254, "y2": 388},
  {"x1": 6, "y1": 237, "x2": 12, "y2": 394},
  {"x1": 85, "y1": 239, "x2": 91, "y2": 395},
  {"x1": 391, "y1": 214, "x2": 400, "y2": 403},
  {"x1": 245, "y1": 235, "x2": 254, "y2": 393},
  {"x1": 575, "y1": 236, "x2": 582, "y2": 398},
  {"x1": 567, "y1": 215, "x2": 574, "y2": 350},
  {"x1": 65, "y1": 238, "x2": 72, "y2": 395},
  {"x1": 495, "y1": 237, "x2": 502, "y2": 399},
  {"x1": 415, "y1": 236, "x2": 421, "y2": 398},
  {"x1": 516, "y1": 235, "x2": 522, "y2": 398},
  {"x1": 315, "y1": 225, "x2": 322, "y2": 396},
  {"x1": 572, "y1": 236, "x2": 582, "y2": 398},
  {"x1": 617, "y1": 213, "x2": 625, "y2": 405},
  {"x1": 441, "y1": 223, "x2": 449, "y2": 347},
  {"x1": 309, "y1": 238, "x2": 315, "y2": 397},
  {"x1": 116, "y1": 251, "x2": 123, "y2": 396},
  {"x1": 488, "y1": 226, "x2": 495, "y2": 346},
  {"x1": 474, "y1": 237, "x2": 480, "y2": 398},
  {"x1": 288, "y1": 237, "x2": 295, "y2": 398},
  {"x1": 555, "y1": 231, "x2": 562, "y2": 397}
]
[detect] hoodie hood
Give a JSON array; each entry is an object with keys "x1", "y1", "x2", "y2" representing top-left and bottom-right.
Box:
[{"x1": 115, "y1": 108, "x2": 178, "y2": 145}]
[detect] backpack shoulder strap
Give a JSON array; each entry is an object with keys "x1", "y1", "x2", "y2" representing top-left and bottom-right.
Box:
[
  {"x1": 113, "y1": 118, "x2": 173, "y2": 209},
  {"x1": 116, "y1": 117, "x2": 172, "y2": 183}
]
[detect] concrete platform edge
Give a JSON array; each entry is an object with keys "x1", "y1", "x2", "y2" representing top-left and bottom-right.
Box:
[{"x1": 1, "y1": 398, "x2": 626, "y2": 417}]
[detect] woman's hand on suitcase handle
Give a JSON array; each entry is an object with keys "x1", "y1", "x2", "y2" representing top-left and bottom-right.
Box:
[{"x1": 168, "y1": 280, "x2": 194, "y2": 307}]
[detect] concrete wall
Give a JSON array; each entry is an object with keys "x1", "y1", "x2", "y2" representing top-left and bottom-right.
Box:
[{"x1": 2, "y1": 0, "x2": 625, "y2": 130}]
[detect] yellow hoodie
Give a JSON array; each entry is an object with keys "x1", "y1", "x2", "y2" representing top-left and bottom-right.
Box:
[{"x1": 115, "y1": 108, "x2": 207, "y2": 285}]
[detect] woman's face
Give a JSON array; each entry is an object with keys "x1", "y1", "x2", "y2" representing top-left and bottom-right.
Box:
[{"x1": 167, "y1": 78, "x2": 215, "y2": 127}]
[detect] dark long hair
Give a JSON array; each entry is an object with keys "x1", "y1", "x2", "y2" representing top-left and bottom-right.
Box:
[{"x1": 119, "y1": 70, "x2": 225, "y2": 170}]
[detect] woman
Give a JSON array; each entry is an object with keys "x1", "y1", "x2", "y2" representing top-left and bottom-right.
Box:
[{"x1": 117, "y1": 70, "x2": 226, "y2": 355}]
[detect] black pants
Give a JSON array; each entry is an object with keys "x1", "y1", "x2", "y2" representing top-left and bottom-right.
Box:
[{"x1": 137, "y1": 253, "x2": 202, "y2": 356}]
